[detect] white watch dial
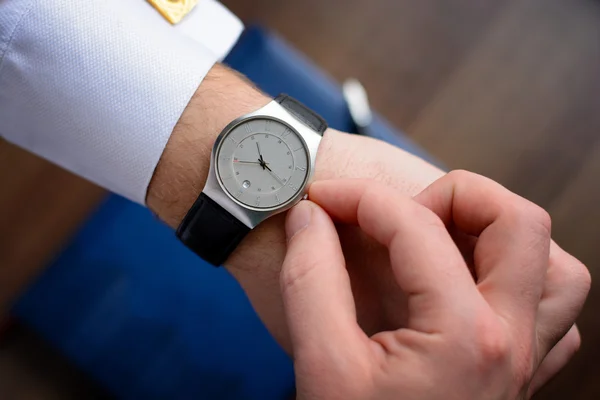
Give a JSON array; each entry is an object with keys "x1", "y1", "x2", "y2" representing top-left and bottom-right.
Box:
[{"x1": 216, "y1": 117, "x2": 310, "y2": 209}]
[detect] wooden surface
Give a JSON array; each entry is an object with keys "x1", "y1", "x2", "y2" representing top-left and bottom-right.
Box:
[{"x1": 1, "y1": 0, "x2": 599, "y2": 398}]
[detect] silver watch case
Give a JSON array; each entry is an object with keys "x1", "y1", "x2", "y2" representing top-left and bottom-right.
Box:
[{"x1": 203, "y1": 99, "x2": 323, "y2": 229}]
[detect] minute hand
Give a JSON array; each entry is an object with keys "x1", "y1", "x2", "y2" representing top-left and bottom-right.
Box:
[{"x1": 264, "y1": 165, "x2": 286, "y2": 185}]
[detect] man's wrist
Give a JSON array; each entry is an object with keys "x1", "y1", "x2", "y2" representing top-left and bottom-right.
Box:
[
  {"x1": 146, "y1": 64, "x2": 270, "y2": 227},
  {"x1": 146, "y1": 63, "x2": 445, "y2": 349}
]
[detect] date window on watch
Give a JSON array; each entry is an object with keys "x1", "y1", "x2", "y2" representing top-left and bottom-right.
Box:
[{"x1": 147, "y1": 0, "x2": 199, "y2": 25}]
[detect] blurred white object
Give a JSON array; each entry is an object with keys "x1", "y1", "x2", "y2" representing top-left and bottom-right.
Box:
[{"x1": 343, "y1": 78, "x2": 373, "y2": 133}]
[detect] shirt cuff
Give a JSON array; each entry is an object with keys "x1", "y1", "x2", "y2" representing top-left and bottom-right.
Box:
[
  {"x1": 176, "y1": 0, "x2": 244, "y2": 60},
  {"x1": 0, "y1": 0, "x2": 243, "y2": 205}
]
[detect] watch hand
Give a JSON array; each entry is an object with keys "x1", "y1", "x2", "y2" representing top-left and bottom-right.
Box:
[
  {"x1": 233, "y1": 160, "x2": 265, "y2": 165},
  {"x1": 267, "y1": 168, "x2": 286, "y2": 186},
  {"x1": 256, "y1": 142, "x2": 267, "y2": 170}
]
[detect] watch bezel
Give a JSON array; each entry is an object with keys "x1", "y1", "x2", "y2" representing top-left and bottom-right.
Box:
[
  {"x1": 202, "y1": 100, "x2": 323, "y2": 229},
  {"x1": 214, "y1": 115, "x2": 310, "y2": 212}
]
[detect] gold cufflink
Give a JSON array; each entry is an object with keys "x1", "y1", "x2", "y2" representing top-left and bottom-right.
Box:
[{"x1": 147, "y1": 0, "x2": 199, "y2": 25}]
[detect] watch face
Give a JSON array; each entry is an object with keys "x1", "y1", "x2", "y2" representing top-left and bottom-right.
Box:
[{"x1": 215, "y1": 117, "x2": 310, "y2": 210}]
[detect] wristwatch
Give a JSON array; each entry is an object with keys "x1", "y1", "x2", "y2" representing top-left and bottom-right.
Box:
[{"x1": 176, "y1": 94, "x2": 327, "y2": 266}]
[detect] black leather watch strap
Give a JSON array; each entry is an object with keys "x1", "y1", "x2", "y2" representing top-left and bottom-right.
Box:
[
  {"x1": 275, "y1": 94, "x2": 327, "y2": 135},
  {"x1": 176, "y1": 193, "x2": 250, "y2": 266}
]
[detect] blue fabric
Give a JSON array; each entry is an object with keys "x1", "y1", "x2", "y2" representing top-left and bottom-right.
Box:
[
  {"x1": 15, "y1": 196, "x2": 293, "y2": 399},
  {"x1": 14, "y1": 26, "x2": 437, "y2": 399}
]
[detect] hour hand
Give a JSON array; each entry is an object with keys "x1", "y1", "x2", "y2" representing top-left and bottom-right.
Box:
[{"x1": 256, "y1": 143, "x2": 267, "y2": 169}]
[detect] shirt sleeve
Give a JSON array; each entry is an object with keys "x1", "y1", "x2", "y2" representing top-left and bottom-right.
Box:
[{"x1": 0, "y1": 0, "x2": 243, "y2": 204}]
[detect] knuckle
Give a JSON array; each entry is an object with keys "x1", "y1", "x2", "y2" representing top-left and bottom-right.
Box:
[
  {"x1": 570, "y1": 261, "x2": 592, "y2": 295},
  {"x1": 474, "y1": 316, "x2": 512, "y2": 368},
  {"x1": 565, "y1": 328, "x2": 582, "y2": 356},
  {"x1": 530, "y1": 205, "x2": 552, "y2": 235},
  {"x1": 553, "y1": 255, "x2": 592, "y2": 296},
  {"x1": 509, "y1": 200, "x2": 552, "y2": 237},
  {"x1": 477, "y1": 329, "x2": 511, "y2": 366}
]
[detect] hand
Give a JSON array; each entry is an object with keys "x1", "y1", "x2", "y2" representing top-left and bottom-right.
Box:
[
  {"x1": 227, "y1": 130, "x2": 445, "y2": 349},
  {"x1": 281, "y1": 175, "x2": 590, "y2": 399},
  {"x1": 146, "y1": 65, "x2": 588, "y2": 394},
  {"x1": 148, "y1": 65, "x2": 443, "y2": 353},
  {"x1": 413, "y1": 171, "x2": 590, "y2": 396}
]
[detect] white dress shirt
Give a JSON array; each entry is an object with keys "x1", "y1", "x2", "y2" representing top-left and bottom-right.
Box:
[{"x1": 0, "y1": 0, "x2": 243, "y2": 204}]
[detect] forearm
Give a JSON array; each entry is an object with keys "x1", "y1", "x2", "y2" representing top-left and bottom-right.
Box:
[{"x1": 147, "y1": 63, "x2": 445, "y2": 347}]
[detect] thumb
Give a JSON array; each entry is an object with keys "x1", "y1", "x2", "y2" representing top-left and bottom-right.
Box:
[{"x1": 281, "y1": 200, "x2": 364, "y2": 355}]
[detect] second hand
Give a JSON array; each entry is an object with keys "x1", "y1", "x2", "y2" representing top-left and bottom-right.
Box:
[{"x1": 233, "y1": 160, "x2": 266, "y2": 165}]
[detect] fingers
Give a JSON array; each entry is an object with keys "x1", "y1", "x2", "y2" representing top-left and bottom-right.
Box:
[
  {"x1": 527, "y1": 325, "x2": 581, "y2": 398},
  {"x1": 414, "y1": 170, "x2": 590, "y2": 383},
  {"x1": 414, "y1": 170, "x2": 551, "y2": 328},
  {"x1": 280, "y1": 201, "x2": 366, "y2": 355},
  {"x1": 536, "y1": 242, "x2": 590, "y2": 355},
  {"x1": 309, "y1": 179, "x2": 480, "y2": 333}
]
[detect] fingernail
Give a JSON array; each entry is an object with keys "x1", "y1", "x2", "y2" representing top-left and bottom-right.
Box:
[{"x1": 286, "y1": 201, "x2": 312, "y2": 241}]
